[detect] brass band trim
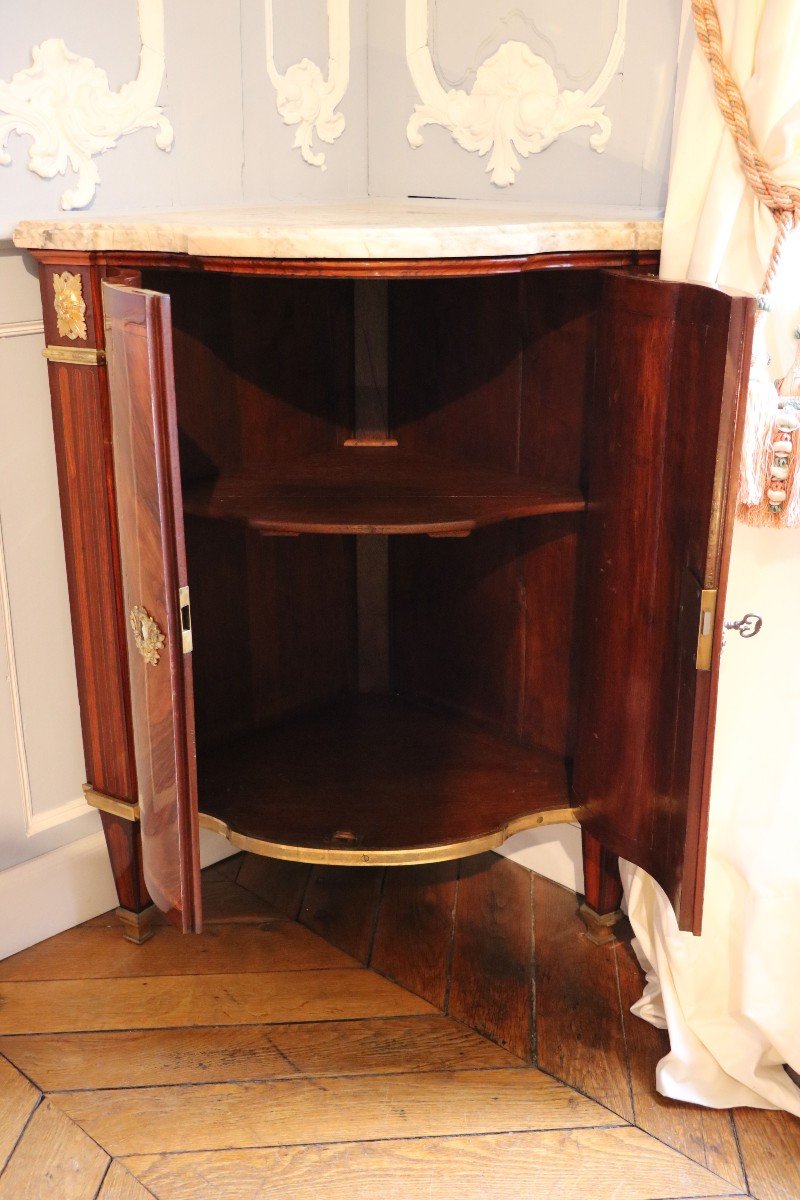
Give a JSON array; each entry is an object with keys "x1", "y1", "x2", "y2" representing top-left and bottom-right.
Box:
[
  {"x1": 83, "y1": 784, "x2": 140, "y2": 821},
  {"x1": 197, "y1": 806, "x2": 579, "y2": 867},
  {"x1": 43, "y1": 345, "x2": 106, "y2": 366},
  {"x1": 81, "y1": 783, "x2": 578, "y2": 864}
]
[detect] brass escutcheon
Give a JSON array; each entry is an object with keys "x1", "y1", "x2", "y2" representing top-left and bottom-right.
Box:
[
  {"x1": 130, "y1": 605, "x2": 166, "y2": 666},
  {"x1": 52, "y1": 272, "x2": 88, "y2": 341}
]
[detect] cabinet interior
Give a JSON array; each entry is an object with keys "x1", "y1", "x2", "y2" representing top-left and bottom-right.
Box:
[{"x1": 141, "y1": 267, "x2": 602, "y2": 862}]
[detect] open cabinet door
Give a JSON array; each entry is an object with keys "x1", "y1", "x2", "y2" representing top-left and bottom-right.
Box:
[
  {"x1": 103, "y1": 282, "x2": 202, "y2": 933},
  {"x1": 573, "y1": 272, "x2": 754, "y2": 933}
]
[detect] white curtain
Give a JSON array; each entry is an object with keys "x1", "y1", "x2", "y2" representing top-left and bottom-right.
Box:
[{"x1": 621, "y1": 0, "x2": 800, "y2": 1115}]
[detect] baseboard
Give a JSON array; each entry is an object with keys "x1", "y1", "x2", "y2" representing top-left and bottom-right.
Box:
[
  {"x1": 496, "y1": 822, "x2": 585, "y2": 893},
  {"x1": 0, "y1": 828, "x2": 236, "y2": 961}
]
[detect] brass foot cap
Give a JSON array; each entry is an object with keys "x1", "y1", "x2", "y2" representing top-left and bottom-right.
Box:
[
  {"x1": 579, "y1": 901, "x2": 623, "y2": 947},
  {"x1": 116, "y1": 904, "x2": 157, "y2": 945}
]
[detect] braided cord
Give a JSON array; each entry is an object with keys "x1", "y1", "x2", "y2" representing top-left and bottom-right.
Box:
[{"x1": 691, "y1": 0, "x2": 800, "y2": 292}]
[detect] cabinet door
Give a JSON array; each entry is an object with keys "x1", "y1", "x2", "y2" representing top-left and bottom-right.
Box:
[
  {"x1": 103, "y1": 282, "x2": 202, "y2": 932},
  {"x1": 573, "y1": 272, "x2": 754, "y2": 933}
]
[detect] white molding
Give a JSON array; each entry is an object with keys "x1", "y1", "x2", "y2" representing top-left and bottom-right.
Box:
[
  {"x1": 265, "y1": 0, "x2": 350, "y2": 169},
  {"x1": 0, "y1": 832, "x2": 117, "y2": 960},
  {"x1": 0, "y1": 513, "x2": 34, "y2": 833},
  {"x1": 497, "y1": 822, "x2": 584, "y2": 893},
  {"x1": 25, "y1": 797, "x2": 93, "y2": 836},
  {"x1": 0, "y1": 513, "x2": 88, "y2": 838},
  {"x1": 0, "y1": 828, "x2": 236, "y2": 960},
  {"x1": 0, "y1": 0, "x2": 173, "y2": 210},
  {"x1": 0, "y1": 320, "x2": 44, "y2": 339},
  {"x1": 406, "y1": 0, "x2": 627, "y2": 186}
]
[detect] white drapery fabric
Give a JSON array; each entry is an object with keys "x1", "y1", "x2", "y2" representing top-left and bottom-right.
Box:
[{"x1": 621, "y1": 0, "x2": 800, "y2": 1115}]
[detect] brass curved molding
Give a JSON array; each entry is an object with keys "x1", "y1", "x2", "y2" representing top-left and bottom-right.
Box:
[
  {"x1": 197, "y1": 806, "x2": 578, "y2": 867},
  {"x1": 53, "y1": 272, "x2": 87, "y2": 341},
  {"x1": 130, "y1": 605, "x2": 166, "y2": 666},
  {"x1": 82, "y1": 789, "x2": 580, "y2": 857}
]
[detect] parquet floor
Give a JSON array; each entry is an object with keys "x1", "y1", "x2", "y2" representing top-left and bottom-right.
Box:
[{"x1": 0, "y1": 855, "x2": 797, "y2": 1199}]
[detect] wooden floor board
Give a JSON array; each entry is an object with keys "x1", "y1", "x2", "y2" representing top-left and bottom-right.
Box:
[
  {"x1": 53, "y1": 1067, "x2": 615, "y2": 1156},
  {"x1": 370, "y1": 861, "x2": 457, "y2": 1010},
  {"x1": 733, "y1": 1106, "x2": 800, "y2": 1200},
  {"x1": 615, "y1": 938, "x2": 747, "y2": 1190},
  {"x1": 97, "y1": 1160, "x2": 157, "y2": 1199},
  {"x1": 449, "y1": 853, "x2": 533, "y2": 1060},
  {"x1": 0, "y1": 1055, "x2": 41, "y2": 1174},
  {"x1": 1, "y1": 1016, "x2": 518, "y2": 1093},
  {"x1": 0, "y1": 1099, "x2": 108, "y2": 1199},
  {"x1": 300, "y1": 866, "x2": 385, "y2": 962},
  {"x1": 0, "y1": 968, "x2": 434, "y2": 1035},
  {"x1": 82, "y1": 881, "x2": 278, "y2": 929},
  {"x1": 236, "y1": 856, "x2": 311, "y2": 919},
  {"x1": 267, "y1": 1014, "x2": 521, "y2": 1080},
  {"x1": 200, "y1": 854, "x2": 244, "y2": 883},
  {"x1": 123, "y1": 1126, "x2": 738, "y2": 1200},
  {"x1": 1, "y1": 857, "x2": 791, "y2": 1200},
  {"x1": 534, "y1": 875, "x2": 634, "y2": 1120},
  {"x1": 0, "y1": 919, "x2": 357, "y2": 982}
]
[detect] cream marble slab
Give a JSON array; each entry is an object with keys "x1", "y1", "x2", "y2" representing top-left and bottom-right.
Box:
[{"x1": 14, "y1": 200, "x2": 662, "y2": 260}]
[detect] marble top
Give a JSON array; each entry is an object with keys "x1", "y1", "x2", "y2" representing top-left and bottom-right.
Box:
[{"x1": 14, "y1": 200, "x2": 663, "y2": 260}]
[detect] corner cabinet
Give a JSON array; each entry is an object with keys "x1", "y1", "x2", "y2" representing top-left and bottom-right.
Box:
[{"x1": 21, "y1": 215, "x2": 753, "y2": 944}]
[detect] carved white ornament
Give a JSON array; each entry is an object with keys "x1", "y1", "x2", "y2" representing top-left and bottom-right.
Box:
[
  {"x1": 265, "y1": 0, "x2": 350, "y2": 169},
  {"x1": 406, "y1": 0, "x2": 627, "y2": 186},
  {"x1": 0, "y1": 0, "x2": 173, "y2": 210}
]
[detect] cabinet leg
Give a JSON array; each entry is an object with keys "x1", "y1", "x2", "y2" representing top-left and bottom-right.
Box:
[
  {"x1": 580, "y1": 830, "x2": 623, "y2": 946},
  {"x1": 100, "y1": 812, "x2": 155, "y2": 943}
]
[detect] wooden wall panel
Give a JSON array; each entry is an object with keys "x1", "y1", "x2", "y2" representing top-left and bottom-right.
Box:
[
  {"x1": 389, "y1": 276, "x2": 522, "y2": 471},
  {"x1": 186, "y1": 521, "x2": 357, "y2": 748},
  {"x1": 391, "y1": 527, "x2": 523, "y2": 733}
]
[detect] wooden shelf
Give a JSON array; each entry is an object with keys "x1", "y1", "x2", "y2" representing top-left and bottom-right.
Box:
[
  {"x1": 182, "y1": 449, "x2": 585, "y2": 536},
  {"x1": 196, "y1": 696, "x2": 575, "y2": 865}
]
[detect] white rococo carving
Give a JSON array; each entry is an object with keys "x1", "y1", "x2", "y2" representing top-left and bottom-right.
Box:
[
  {"x1": 406, "y1": 0, "x2": 627, "y2": 186},
  {"x1": 0, "y1": 0, "x2": 173, "y2": 210},
  {"x1": 265, "y1": 0, "x2": 349, "y2": 169}
]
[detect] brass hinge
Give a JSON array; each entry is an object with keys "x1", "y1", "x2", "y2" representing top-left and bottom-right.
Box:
[
  {"x1": 695, "y1": 588, "x2": 718, "y2": 671},
  {"x1": 179, "y1": 585, "x2": 193, "y2": 653},
  {"x1": 43, "y1": 345, "x2": 106, "y2": 367}
]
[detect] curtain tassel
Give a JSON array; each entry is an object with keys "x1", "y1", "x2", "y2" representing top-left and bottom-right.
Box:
[
  {"x1": 739, "y1": 322, "x2": 800, "y2": 528},
  {"x1": 775, "y1": 329, "x2": 800, "y2": 526},
  {"x1": 737, "y1": 299, "x2": 780, "y2": 524}
]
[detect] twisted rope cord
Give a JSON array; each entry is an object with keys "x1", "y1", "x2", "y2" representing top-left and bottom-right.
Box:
[{"x1": 691, "y1": 0, "x2": 800, "y2": 293}]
